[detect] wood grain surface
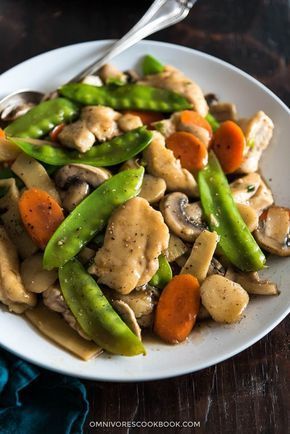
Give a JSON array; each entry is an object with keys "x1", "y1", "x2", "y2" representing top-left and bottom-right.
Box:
[{"x1": 0, "y1": 1, "x2": 289, "y2": 433}]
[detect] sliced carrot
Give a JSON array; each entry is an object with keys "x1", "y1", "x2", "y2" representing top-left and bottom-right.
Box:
[
  {"x1": 19, "y1": 188, "x2": 64, "y2": 249},
  {"x1": 211, "y1": 120, "x2": 246, "y2": 174},
  {"x1": 123, "y1": 110, "x2": 164, "y2": 127},
  {"x1": 0, "y1": 128, "x2": 5, "y2": 138},
  {"x1": 154, "y1": 274, "x2": 200, "y2": 344},
  {"x1": 179, "y1": 110, "x2": 213, "y2": 137},
  {"x1": 49, "y1": 123, "x2": 65, "y2": 141},
  {"x1": 166, "y1": 131, "x2": 208, "y2": 172}
]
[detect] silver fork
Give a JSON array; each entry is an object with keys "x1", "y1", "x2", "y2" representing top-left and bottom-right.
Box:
[{"x1": 0, "y1": 0, "x2": 197, "y2": 119}]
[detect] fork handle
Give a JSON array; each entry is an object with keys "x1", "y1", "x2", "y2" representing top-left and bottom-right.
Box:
[{"x1": 68, "y1": 0, "x2": 194, "y2": 83}]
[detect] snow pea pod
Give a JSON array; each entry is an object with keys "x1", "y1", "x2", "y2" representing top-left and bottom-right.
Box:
[
  {"x1": 59, "y1": 259, "x2": 145, "y2": 356},
  {"x1": 10, "y1": 127, "x2": 153, "y2": 167},
  {"x1": 5, "y1": 98, "x2": 79, "y2": 138},
  {"x1": 142, "y1": 55, "x2": 164, "y2": 75},
  {"x1": 149, "y1": 254, "x2": 172, "y2": 289},
  {"x1": 43, "y1": 167, "x2": 144, "y2": 270},
  {"x1": 198, "y1": 151, "x2": 266, "y2": 271},
  {"x1": 59, "y1": 83, "x2": 191, "y2": 112}
]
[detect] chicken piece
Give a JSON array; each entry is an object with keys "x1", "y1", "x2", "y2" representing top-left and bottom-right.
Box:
[
  {"x1": 238, "y1": 111, "x2": 274, "y2": 173},
  {"x1": 58, "y1": 120, "x2": 95, "y2": 153},
  {"x1": 99, "y1": 64, "x2": 126, "y2": 84},
  {"x1": 81, "y1": 106, "x2": 121, "y2": 142},
  {"x1": 118, "y1": 113, "x2": 143, "y2": 132},
  {"x1": 143, "y1": 131, "x2": 198, "y2": 197},
  {"x1": 0, "y1": 226, "x2": 36, "y2": 313},
  {"x1": 91, "y1": 197, "x2": 169, "y2": 294},
  {"x1": 140, "y1": 65, "x2": 208, "y2": 116},
  {"x1": 43, "y1": 285, "x2": 89, "y2": 340}
]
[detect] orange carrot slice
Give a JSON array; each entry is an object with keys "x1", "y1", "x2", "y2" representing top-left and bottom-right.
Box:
[
  {"x1": 123, "y1": 110, "x2": 164, "y2": 127},
  {"x1": 154, "y1": 274, "x2": 200, "y2": 344},
  {"x1": 166, "y1": 131, "x2": 208, "y2": 172},
  {"x1": 211, "y1": 120, "x2": 246, "y2": 173},
  {"x1": 179, "y1": 110, "x2": 213, "y2": 137},
  {"x1": 0, "y1": 128, "x2": 5, "y2": 138},
  {"x1": 19, "y1": 188, "x2": 64, "y2": 249}
]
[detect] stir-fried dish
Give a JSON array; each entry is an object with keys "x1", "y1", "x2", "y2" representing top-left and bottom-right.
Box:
[{"x1": 0, "y1": 55, "x2": 289, "y2": 359}]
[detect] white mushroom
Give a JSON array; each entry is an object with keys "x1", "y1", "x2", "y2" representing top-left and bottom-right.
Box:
[
  {"x1": 230, "y1": 173, "x2": 261, "y2": 204},
  {"x1": 139, "y1": 174, "x2": 166, "y2": 204},
  {"x1": 118, "y1": 113, "x2": 143, "y2": 132},
  {"x1": 238, "y1": 111, "x2": 274, "y2": 173},
  {"x1": 248, "y1": 180, "x2": 274, "y2": 215},
  {"x1": 55, "y1": 164, "x2": 111, "y2": 211},
  {"x1": 209, "y1": 102, "x2": 237, "y2": 122},
  {"x1": 81, "y1": 106, "x2": 121, "y2": 142},
  {"x1": 0, "y1": 226, "x2": 36, "y2": 313},
  {"x1": 160, "y1": 193, "x2": 205, "y2": 242},
  {"x1": 58, "y1": 120, "x2": 95, "y2": 153},
  {"x1": 143, "y1": 131, "x2": 198, "y2": 197},
  {"x1": 21, "y1": 253, "x2": 58, "y2": 293},
  {"x1": 81, "y1": 75, "x2": 103, "y2": 86},
  {"x1": 90, "y1": 197, "x2": 169, "y2": 294},
  {"x1": 140, "y1": 65, "x2": 208, "y2": 116},
  {"x1": 181, "y1": 230, "x2": 219, "y2": 283},
  {"x1": 225, "y1": 268, "x2": 278, "y2": 295},
  {"x1": 111, "y1": 300, "x2": 141, "y2": 339},
  {"x1": 165, "y1": 233, "x2": 189, "y2": 263},
  {"x1": 254, "y1": 206, "x2": 290, "y2": 256},
  {"x1": 200, "y1": 275, "x2": 249, "y2": 323},
  {"x1": 43, "y1": 284, "x2": 89, "y2": 339}
]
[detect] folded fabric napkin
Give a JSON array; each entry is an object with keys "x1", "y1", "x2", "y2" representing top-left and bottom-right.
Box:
[{"x1": 0, "y1": 348, "x2": 88, "y2": 434}]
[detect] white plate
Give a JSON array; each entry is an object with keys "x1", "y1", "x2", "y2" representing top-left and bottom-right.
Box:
[{"x1": 0, "y1": 40, "x2": 289, "y2": 382}]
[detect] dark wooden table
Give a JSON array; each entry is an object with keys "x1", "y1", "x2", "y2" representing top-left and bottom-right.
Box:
[{"x1": 1, "y1": 1, "x2": 289, "y2": 433}]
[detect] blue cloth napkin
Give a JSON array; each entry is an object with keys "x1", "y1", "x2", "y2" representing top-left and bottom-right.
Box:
[{"x1": 0, "y1": 348, "x2": 88, "y2": 434}]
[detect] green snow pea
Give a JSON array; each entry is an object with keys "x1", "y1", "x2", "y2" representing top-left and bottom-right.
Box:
[
  {"x1": 10, "y1": 127, "x2": 153, "y2": 167},
  {"x1": 59, "y1": 83, "x2": 191, "y2": 112},
  {"x1": 149, "y1": 255, "x2": 172, "y2": 289},
  {"x1": 142, "y1": 55, "x2": 164, "y2": 75},
  {"x1": 59, "y1": 259, "x2": 145, "y2": 356},
  {"x1": 5, "y1": 98, "x2": 79, "y2": 138},
  {"x1": 205, "y1": 113, "x2": 220, "y2": 132},
  {"x1": 198, "y1": 151, "x2": 266, "y2": 271},
  {"x1": 43, "y1": 167, "x2": 144, "y2": 270}
]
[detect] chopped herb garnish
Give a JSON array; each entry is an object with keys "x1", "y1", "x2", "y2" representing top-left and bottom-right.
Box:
[
  {"x1": 247, "y1": 139, "x2": 255, "y2": 149},
  {"x1": 247, "y1": 184, "x2": 255, "y2": 192}
]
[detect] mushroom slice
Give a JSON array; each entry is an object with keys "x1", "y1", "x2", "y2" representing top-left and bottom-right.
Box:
[
  {"x1": 0, "y1": 226, "x2": 36, "y2": 313},
  {"x1": 227, "y1": 269, "x2": 278, "y2": 296},
  {"x1": 118, "y1": 113, "x2": 143, "y2": 132},
  {"x1": 230, "y1": 173, "x2": 261, "y2": 204},
  {"x1": 21, "y1": 253, "x2": 58, "y2": 293},
  {"x1": 139, "y1": 174, "x2": 166, "y2": 204},
  {"x1": 165, "y1": 233, "x2": 189, "y2": 263},
  {"x1": 43, "y1": 284, "x2": 90, "y2": 340},
  {"x1": 160, "y1": 193, "x2": 206, "y2": 242},
  {"x1": 111, "y1": 300, "x2": 141, "y2": 339},
  {"x1": 143, "y1": 131, "x2": 198, "y2": 197},
  {"x1": 248, "y1": 180, "x2": 274, "y2": 215},
  {"x1": 238, "y1": 111, "x2": 274, "y2": 173},
  {"x1": 209, "y1": 102, "x2": 237, "y2": 122},
  {"x1": 55, "y1": 164, "x2": 111, "y2": 211},
  {"x1": 181, "y1": 230, "x2": 219, "y2": 283},
  {"x1": 236, "y1": 203, "x2": 259, "y2": 232},
  {"x1": 91, "y1": 197, "x2": 169, "y2": 294},
  {"x1": 207, "y1": 258, "x2": 225, "y2": 277},
  {"x1": 254, "y1": 206, "x2": 290, "y2": 256},
  {"x1": 200, "y1": 275, "x2": 249, "y2": 324},
  {"x1": 140, "y1": 65, "x2": 208, "y2": 116},
  {"x1": 81, "y1": 106, "x2": 121, "y2": 142},
  {"x1": 58, "y1": 120, "x2": 95, "y2": 153}
]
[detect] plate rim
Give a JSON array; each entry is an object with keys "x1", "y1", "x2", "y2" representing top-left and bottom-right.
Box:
[{"x1": 0, "y1": 39, "x2": 289, "y2": 382}]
